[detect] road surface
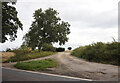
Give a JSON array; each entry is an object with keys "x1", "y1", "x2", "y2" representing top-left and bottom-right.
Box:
[{"x1": 2, "y1": 68, "x2": 90, "y2": 81}]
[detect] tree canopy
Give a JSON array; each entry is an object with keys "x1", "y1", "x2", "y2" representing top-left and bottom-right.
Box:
[
  {"x1": 23, "y1": 8, "x2": 70, "y2": 50},
  {"x1": 1, "y1": 2, "x2": 23, "y2": 43},
  {"x1": 68, "y1": 47, "x2": 72, "y2": 50}
]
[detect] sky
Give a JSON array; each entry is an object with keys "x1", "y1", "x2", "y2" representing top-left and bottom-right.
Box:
[{"x1": 1, "y1": 0, "x2": 119, "y2": 51}]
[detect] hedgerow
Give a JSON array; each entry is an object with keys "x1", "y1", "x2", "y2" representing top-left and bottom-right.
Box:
[{"x1": 71, "y1": 42, "x2": 119, "y2": 66}]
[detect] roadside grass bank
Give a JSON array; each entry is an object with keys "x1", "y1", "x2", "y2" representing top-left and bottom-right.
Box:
[
  {"x1": 71, "y1": 41, "x2": 119, "y2": 66},
  {"x1": 1, "y1": 52, "x2": 15, "y2": 62},
  {"x1": 65, "y1": 50, "x2": 72, "y2": 53},
  {"x1": 4, "y1": 51, "x2": 55, "y2": 63},
  {"x1": 14, "y1": 59, "x2": 58, "y2": 71}
]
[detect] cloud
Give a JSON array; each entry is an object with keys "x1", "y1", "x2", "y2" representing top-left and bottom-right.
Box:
[
  {"x1": 61, "y1": 6, "x2": 117, "y2": 29},
  {"x1": 1, "y1": 0, "x2": 118, "y2": 51}
]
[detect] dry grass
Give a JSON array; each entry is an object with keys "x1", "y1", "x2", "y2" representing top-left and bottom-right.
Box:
[
  {"x1": 0, "y1": 52, "x2": 15, "y2": 62},
  {"x1": 65, "y1": 50, "x2": 72, "y2": 53}
]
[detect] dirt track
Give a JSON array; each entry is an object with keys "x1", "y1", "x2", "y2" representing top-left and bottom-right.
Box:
[
  {"x1": 2, "y1": 52, "x2": 118, "y2": 81},
  {"x1": 47, "y1": 52, "x2": 118, "y2": 81}
]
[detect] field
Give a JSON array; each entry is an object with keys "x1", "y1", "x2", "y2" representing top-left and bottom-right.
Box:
[
  {"x1": 4, "y1": 51, "x2": 54, "y2": 63},
  {"x1": 1, "y1": 52, "x2": 15, "y2": 62}
]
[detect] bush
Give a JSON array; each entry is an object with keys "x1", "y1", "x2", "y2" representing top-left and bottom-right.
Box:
[
  {"x1": 71, "y1": 46, "x2": 86, "y2": 57},
  {"x1": 41, "y1": 43, "x2": 56, "y2": 52},
  {"x1": 19, "y1": 45, "x2": 32, "y2": 53},
  {"x1": 71, "y1": 42, "x2": 120, "y2": 66},
  {"x1": 56, "y1": 47, "x2": 65, "y2": 52},
  {"x1": 6, "y1": 48, "x2": 12, "y2": 52},
  {"x1": 68, "y1": 47, "x2": 72, "y2": 50}
]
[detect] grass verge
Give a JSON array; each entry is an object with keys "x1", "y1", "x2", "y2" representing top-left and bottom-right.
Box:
[
  {"x1": 1, "y1": 52, "x2": 15, "y2": 62},
  {"x1": 14, "y1": 59, "x2": 57, "y2": 71},
  {"x1": 4, "y1": 51, "x2": 55, "y2": 63}
]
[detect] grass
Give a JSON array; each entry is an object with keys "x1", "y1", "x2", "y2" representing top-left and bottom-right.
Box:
[
  {"x1": 4, "y1": 51, "x2": 55, "y2": 63},
  {"x1": 65, "y1": 50, "x2": 72, "y2": 53},
  {"x1": 1, "y1": 52, "x2": 15, "y2": 62},
  {"x1": 14, "y1": 59, "x2": 57, "y2": 71}
]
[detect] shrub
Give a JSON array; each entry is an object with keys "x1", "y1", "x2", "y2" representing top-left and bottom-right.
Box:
[
  {"x1": 68, "y1": 47, "x2": 72, "y2": 50},
  {"x1": 6, "y1": 48, "x2": 12, "y2": 52},
  {"x1": 19, "y1": 45, "x2": 32, "y2": 53},
  {"x1": 41, "y1": 43, "x2": 56, "y2": 52},
  {"x1": 71, "y1": 42, "x2": 119, "y2": 66},
  {"x1": 56, "y1": 47, "x2": 65, "y2": 52},
  {"x1": 71, "y1": 46, "x2": 86, "y2": 57}
]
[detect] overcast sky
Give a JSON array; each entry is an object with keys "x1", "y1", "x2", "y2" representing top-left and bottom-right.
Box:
[{"x1": 1, "y1": 0, "x2": 119, "y2": 51}]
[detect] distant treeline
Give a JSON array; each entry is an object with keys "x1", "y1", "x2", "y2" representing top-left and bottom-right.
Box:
[
  {"x1": 71, "y1": 41, "x2": 119, "y2": 66},
  {"x1": 5, "y1": 43, "x2": 65, "y2": 52}
]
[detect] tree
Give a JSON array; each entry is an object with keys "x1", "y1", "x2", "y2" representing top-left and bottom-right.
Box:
[
  {"x1": 68, "y1": 47, "x2": 72, "y2": 50},
  {"x1": 56, "y1": 47, "x2": 65, "y2": 52},
  {"x1": 41, "y1": 43, "x2": 56, "y2": 52},
  {"x1": 23, "y1": 8, "x2": 70, "y2": 50},
  {"x1": 1, "y1": 2, "x2": 23, "y2": 43},
  {"x1": 6, "y1": 48, "x2": 12, "y2": 52}
]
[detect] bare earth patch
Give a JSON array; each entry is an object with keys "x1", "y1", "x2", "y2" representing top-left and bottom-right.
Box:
[{"x1": 42, "y1": 52, "x2": 118, "y2": 81}]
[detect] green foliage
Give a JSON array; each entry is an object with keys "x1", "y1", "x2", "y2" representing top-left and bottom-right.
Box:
[
  {"x1": 71, "y1": 46, "x2": 86, "y2": 57},
  {"x1": 6, "y1": 48, "x2": 12, "y2": 52},
  {"x1": 41, "y1": 43, "x2": 56, "y2": 52},
  {"x1": 19, "y1": 45, "x2": 28, "y2": 50},
  {"x1": 1, "y1": 2, "x2": 23, "y2": 43},
  {"x1": 4, "y1": 51, "x2": 54, "y2": 63},
  {"x1": 71, "y1": 42, "x2": 119, "y2": 66},
  {"x1": 19, "y1": 45, "x2": 32, "y2": 53},
  {"x1": 68, "y1": 47, "x2": 72, "y2": 50},
  {"x1": 23, "y1": 8, "x2": 70, "y2": 50},
  {"x1": 56, "y1": 47, "x2": 65, "y2": 52},
  {"x1": 14, "y1": 59, "x2": 57, "y2": 71}
]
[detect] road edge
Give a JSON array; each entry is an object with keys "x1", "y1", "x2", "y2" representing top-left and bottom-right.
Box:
[{"x1": 2, "y1": 67, "x2": 93, "y2": 81}]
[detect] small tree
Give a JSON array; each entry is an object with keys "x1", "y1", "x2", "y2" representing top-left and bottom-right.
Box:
[
  {"x1": 68, "y1": 47, "x2": 72, "y2": 50},
  {"x1": 41, "y1": 43, "x2": 56, "y2": 52},
  {"x1": 6, "y1": 48, "x2": 12, "y2": 52},
  {"x1": 19, "y1": 45, "x2": 32, "y2": 53},
  {"x1": 56, "y1": 47, "x2": 65, "y2": 52}
]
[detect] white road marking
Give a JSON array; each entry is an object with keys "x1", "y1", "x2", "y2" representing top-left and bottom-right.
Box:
[{"x1": 2, "y1": 67, "x2": 92, "y2": 81}]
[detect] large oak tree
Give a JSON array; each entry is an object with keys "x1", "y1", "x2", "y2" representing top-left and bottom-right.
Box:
[{"x1": 23, "y1": 8, "x2": 70, "y2": 50}]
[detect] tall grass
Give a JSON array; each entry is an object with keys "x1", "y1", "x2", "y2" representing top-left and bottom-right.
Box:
[
  {"x1": 4, "y1": 50, "x2": 54, "y2": 63},
  {"x1": 71, "y1": 41, "x2": 119, "y2": 66}
]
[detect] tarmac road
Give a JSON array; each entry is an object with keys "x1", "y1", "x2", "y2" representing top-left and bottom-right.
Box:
[{"x1": 2, "y1": 68, "x2": 90, "y2": 81}]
